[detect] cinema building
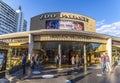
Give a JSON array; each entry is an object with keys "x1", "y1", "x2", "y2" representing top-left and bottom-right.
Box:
[{"x1": 0, "y1": 12, "x2": 120, "y2": 70}]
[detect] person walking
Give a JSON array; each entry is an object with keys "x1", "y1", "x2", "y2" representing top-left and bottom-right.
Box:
[
  {"x1": 22, "y1": 53, "x2": 27, "y2": 75},
  {"x1": 71, "y1": 55, "x2": 75, "y2": 68},
  {"x1": 31, "y1": 54, "x2": 35, "y2": 70},
  {"x1": 75, "y1": 54, "x2": 80, "y2": 68},
  {"x1": 101, "y1": 52, "x2": 106, "y2": 75},
  {"x1": 55, "y1": 54, "x2": 59, "y2": 68},
  {"x1": 35, "y1": 54, "x2": 39, "y2": 70},
  {"x1": 105, "y1": 53, "x2": 111, "y2": 73},
  {"x1": 81, "y1": 56, "x2": 84, "y2": 67}
]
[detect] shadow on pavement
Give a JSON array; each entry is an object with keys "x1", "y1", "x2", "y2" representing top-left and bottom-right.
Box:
[{"x1": 68, "y1": 72, "x2": 91, "y2": 83}]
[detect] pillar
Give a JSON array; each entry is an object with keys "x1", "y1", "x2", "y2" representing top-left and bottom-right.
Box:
[
  {"x1": 106, "y1": 38, "x2": 112, "y2": 64},
  {"x1": 84, "y1": 43, "x2": 87, "y2": 72},
  {"x1": 28, "y1": 34, "x2": 34, "y2": 60},
  {"x1": 18, "y1": 48, "x2": 20, "y2": 56},
  {"x1": 14, "y1": 47, "x2": 17, "y2": 56},
  {"x1": 58, "y1": 44, "x2": 61, "y2": 68}
]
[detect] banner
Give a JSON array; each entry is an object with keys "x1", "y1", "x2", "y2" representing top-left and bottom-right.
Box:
[{"x1": 46, "y1": 20, "x2": 84, "y2": 30}]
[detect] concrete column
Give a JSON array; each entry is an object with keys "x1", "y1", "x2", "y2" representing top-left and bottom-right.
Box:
[
  {"x1": 18, "y1": 48, "x2": 21, "y2": 56},
  {"x1": 58, "y1": 44, "x2": 61, "y2": 68},
  {"x1": 115, "y1": 49, "x2": 117, "y2": 56},
  {"x1": 106, "y1": 38, "x2": 112, "y2": 64},
  {"x1": 14, "y1": 48, "x2": 17, "y2": 56},
  {"x1": 28, "y1": 34, "x2": 34, "y2": 60},
  {"x1": 84, "y1": 43, "x2": 87, "y2": 72}
]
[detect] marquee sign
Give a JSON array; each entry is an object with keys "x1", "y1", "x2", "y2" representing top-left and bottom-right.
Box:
[
  {"x1": 34, "y1": 34, "x2": 107, "y2": 43},
  {"x1": 0, "y1": 37, "x2": 28, "y2": 43},
  {"x1": 112, "y1": 41, "x2": 120, "y2": 46},
  {"x1": 39, "y1": 13, "x2": 89, "y2": 22},
  {"x1": 60, "y1": 13, "x2": 89, "y2": 22}
]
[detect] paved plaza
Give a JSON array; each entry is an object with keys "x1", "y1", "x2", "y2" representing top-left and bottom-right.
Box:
[{"x1": 5, "y1": 65, "x2": 120, "y2": 83}]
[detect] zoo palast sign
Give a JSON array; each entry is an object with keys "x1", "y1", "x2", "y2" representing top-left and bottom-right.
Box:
[{"x1": 39, "y1": 13, "x2": 89, "y2": 22}]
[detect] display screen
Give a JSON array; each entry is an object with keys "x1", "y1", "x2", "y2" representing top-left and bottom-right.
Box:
[{"x1": 46, "y1": 20, "x2": 84, "y2": 30}]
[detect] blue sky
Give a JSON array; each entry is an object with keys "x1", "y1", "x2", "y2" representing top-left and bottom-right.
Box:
[{"x1": 2, "y1": 0, "x2": 120, "y2": 37}]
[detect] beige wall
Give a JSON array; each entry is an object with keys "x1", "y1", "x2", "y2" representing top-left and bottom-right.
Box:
[{"x1": 30, "y1": 12, "x2": 96, "y2": 32}]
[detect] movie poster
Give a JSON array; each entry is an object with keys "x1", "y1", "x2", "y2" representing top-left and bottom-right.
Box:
[
  {"x1": 46, "y1": 20, "x2": 84, "y2": 30},
  {"x1": 46, "y1": 20, "x2": 59, "y2": 29}
]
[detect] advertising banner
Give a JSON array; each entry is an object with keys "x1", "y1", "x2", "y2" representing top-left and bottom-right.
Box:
[{"x1": 46, "y1": 20, "x2": 84, "y2": 30}]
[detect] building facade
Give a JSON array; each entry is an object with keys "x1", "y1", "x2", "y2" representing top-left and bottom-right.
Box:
[
  {"x1": 30, "y1": 12, "x2": 96, "y2": 32},
  {"x1": 0, "y1": 12, "x2": 120, "y2": 69}
]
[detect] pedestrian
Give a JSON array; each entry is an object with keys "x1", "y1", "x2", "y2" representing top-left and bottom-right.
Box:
[
  {"x1": 105, "y1": 53, "x2": 111, "y2": 73},
  {"x1": 101, "y1": 52, "x2": 106, "y2": 75},
  {"x1": 117, "y1": 54, "x2": 120, "y2": 65},
  {"x1": 35, "y1": 54, "x2": 39, "y2": 69},
  {"x1": 81, "y1": 56, "x2": 84, "y2": 67},
  {"x1": 22, "y1": 53, "x2": 27, "y2": 75},
  {"x1": 71, "y1": 55, "x2": 75, "y2": 68},
  {"x1": 55, "y1": 54, "x2": 59, "y2": 68},
  {"x1": 31, "y1": 54, "x2": 35, "y2": 70},
  {"x1": 75, "y1": 54, "x2": 80, "y2": 68}
]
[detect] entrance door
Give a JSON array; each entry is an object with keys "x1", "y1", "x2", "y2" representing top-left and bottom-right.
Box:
[{"x1": 41, "y1": 42, "x2": 84, "y2": 67}]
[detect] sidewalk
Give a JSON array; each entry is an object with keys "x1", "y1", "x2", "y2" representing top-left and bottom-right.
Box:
[{"x1": 4, "y1": 65, "x2": 120, "y2": 83}]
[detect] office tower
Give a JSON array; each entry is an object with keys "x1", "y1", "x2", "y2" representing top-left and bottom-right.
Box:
[
  {"x1": 0, "y1": 0, "x2": 17, "y2": 34},
  {"x1": 16, "y1": 6, "x2": 27, "y2": 32}
]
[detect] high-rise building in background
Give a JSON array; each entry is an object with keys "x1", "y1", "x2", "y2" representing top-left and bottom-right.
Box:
[
  {"x1": 23, "y1": 19, "x2": 27, "y2": 31},
  {"x1": 16, "y1": 6, "x2": 27, "y2": 32},
  {"x1": 0, "y1": 0, "x2": 17, "y2": 34},
  {"x1": 0, "y1": 1, "x2": 27, "y2": 35}
]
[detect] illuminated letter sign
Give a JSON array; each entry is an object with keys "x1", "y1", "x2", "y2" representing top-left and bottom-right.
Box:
[
  {"x1": 40, "y1": 14, "x2": 56, "y2": 19},
  {"x1": 60, "y1": 14, "x2": 89, "y2": 22},
  {"x1": 40, "y1": 13, "x2": 89, "y2": 22}
]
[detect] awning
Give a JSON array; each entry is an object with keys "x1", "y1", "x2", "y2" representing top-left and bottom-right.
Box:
[{"x1": 112, "y1": 45, "x2": 120, "y2": 48}]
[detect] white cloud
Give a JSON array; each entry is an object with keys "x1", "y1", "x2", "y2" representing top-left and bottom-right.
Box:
[
  {"x1": 96, "y1": 20, "x2": 106, "y2": 27},
  {"x1": 96, "y1": 21, "x2": 120, "y2": 37}
]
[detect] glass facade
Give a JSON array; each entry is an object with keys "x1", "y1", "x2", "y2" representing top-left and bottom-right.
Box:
[
  {"x1": 0, "y1": 1, "x2": 17, "y2": 34},
  {"x1": 34, "y1": 42, "x2": 105, "y2": 66},
  {"x1": 112, "y1": 46, "x2": 120, "y2": 64}
]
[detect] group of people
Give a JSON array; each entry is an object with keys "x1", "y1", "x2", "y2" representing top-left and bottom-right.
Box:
[
  {"x1": 101, "y1": 52, "x2": 111, "y2": 75},
  {"x1": 21, "y1": 53, "x2": 40, "y2": 75},
  {"x1": 71, "y1": 54, "x2": 84, "y2": 68},
  {"x1": 21, "y1": 51, "x2": 113, "y2": 75},
  {"x1": 54, "y1": 54, "x2": 84, "y2": 68}
]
